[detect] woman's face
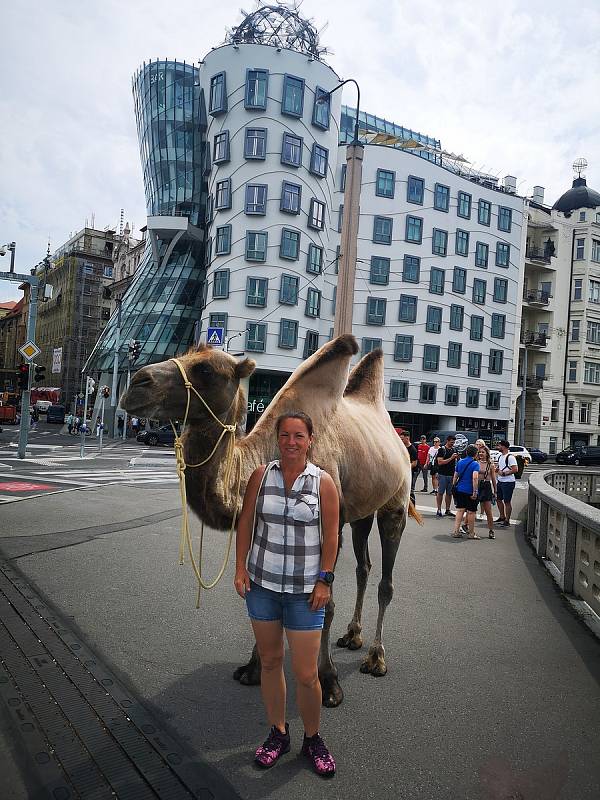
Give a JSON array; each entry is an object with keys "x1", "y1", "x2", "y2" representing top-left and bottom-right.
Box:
[
  {"x1": 277, "y1": 418, "x2": 313, "y2": 461},
  {"x1": 478, "y1": 447, "x2": 487, "y2": 460},
  {"x1": 434, "y1": 439, "x2": 440, "y2": 447}
]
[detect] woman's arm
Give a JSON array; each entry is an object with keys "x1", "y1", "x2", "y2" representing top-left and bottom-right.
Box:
[
  {"x1": 471, "y1": 464, "x2": 479, "y2": 497},
  {"x1": 490, "y1": 461, "x2": 497, "y2": 492},
  {"x1": 310, "y1": 472, "x2": 340, "y2": 611},
  {"x1": 234, "y1": 465, "x2": 266, "y2": 597}
]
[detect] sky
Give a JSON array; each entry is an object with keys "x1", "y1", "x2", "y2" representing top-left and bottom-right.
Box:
[{"x1": 1, "y1": 0, "x2": 599, "y2": 303}]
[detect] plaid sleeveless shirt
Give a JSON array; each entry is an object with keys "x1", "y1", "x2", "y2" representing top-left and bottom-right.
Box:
[{"x1": 247, "y1": 460, "x2": 322, "y2": 593}]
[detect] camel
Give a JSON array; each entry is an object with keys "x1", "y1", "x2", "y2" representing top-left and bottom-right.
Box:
[{"x1": 120, "y1": 334, "x2": 421, "y2": 707}]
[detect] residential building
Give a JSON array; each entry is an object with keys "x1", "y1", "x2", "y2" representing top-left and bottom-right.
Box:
[
  {"x1": 107, "y1": 224, "x2": 146, "y2": 316},
  {"x1": 0, "y1": 297, "x2": 25, "y2": 391}
]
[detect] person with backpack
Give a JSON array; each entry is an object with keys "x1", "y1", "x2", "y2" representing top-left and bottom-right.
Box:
[
  {"x1": 450, "y1": 444, "x2": 481, "y2": 538},
  {"x1": 495, "y1": 440, "x2": 518, "y2": 527},
  {"x1": 435, "y1": 435, "x2": 459, "y2": 517}
]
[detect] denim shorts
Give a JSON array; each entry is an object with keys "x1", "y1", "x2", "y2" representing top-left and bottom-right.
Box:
[
  {"x1": 245, "y1": 581, "x2": 325, "y2": 631},
  {"x1": 438, "y1": 474, "x2": 454, "y2": 495},
  {"x1": 497, "y1": 482, "x2": 515, "y2": 502}
]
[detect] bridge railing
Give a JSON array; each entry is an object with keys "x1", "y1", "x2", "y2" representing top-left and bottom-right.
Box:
[{"x1": 527, "y1": 470, "x2": 600, "y2": 621}]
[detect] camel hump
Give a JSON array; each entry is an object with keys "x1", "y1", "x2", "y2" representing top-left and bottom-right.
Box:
[{"x1": 344, "y1": 348, "x2": 384, "y2": 404}]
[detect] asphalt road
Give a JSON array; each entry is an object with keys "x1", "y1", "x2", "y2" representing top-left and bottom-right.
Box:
[{"x1": 1, "y1": 461, "x2": 599, "y2": 799}]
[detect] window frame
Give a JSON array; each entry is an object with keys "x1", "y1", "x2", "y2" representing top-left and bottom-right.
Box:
[
  {"x1": 470, "y1": 315, "x2": 484, "y2": 341},
  {"x1": 423, "y1": 344, "x2": 440, "y2": 372},
  {"x1": 244, "y1": 127, "x2": 267, "y2": 160},
  {"x1": 447, "y1": 341, "x2": 462, "y2": 368},
  {"x1": 434, "y1": 183, "x2": 450, "y2": 212},
  {"x1": 491, "y1": 313, "x2": 506, "y2": 339},
  {"x1": 279, "y1": 228, "x2": 301, "y2": 260},
  {"x1": 209, "y1": 72, "x2": 227, "y2": 115},
  {"x1": 425, "y1": 305, "x2": 442, "y2": 334},
  {"x1": 472, "y1": 277, "x2": 487, "y2": 305},
  {"x1": 312, "y1": 86, "x2": 330, "y2": 130},
  {"x1": 452, "y1": 267, "x2": 467, "y2": 294},
  {"x1": 366, "y1": 296, "x2": 387, "y2": 326},
  {"x1": 212, "y1": 268, "x2": 230, "y2": 299},
  {"x1": 486, "y1": 391, "x2": 501, "y2": 410},
  {"x1": 376, "y1": 169, "x2": 395, "y2": 199},
  {"x1": 245, "y1": 183, "x2": 268, "y2": 215},
  {"x1": 214, "y1": 224, "x2": 232, "y2": 256},
  {"x1": 498, "y1": 206, "x2": 512, "y2": 233},
  {"x1": 455, "y1": 228, "x2": 469, "y2": 257},
  {"x1": 309, "y1": 143, "x2": 328, "y2": 177},
  {"x1": 281, "y1": 132, "x2": 303, "y2": 167},
  {"x1": 244, "y1": 68, "x2": 269, "y2": 110},
  {"x1": 493, "y1": 277, "x2": 508, "y2": 303},
  {"x1": 432, "y1": 228, "x2": 448, "y2": 256},
  {"x1": 445, "y1": 385, "x2": 459, "y2": 406},
  {"x1": 281, "y1": 74, "x2": 305, "y2": 118},
  {"x1": 407, "y1": 175, "x2": 425, "y2": 205},
  {"x1": 278, "y1": 318, "x2": 299, "y2": 349},
  {"x1": 496, "y1": 242, "x2": 510, "y2": 267},
  {"x1": 306, "y1": 243, "x2": 323, "y2": 275},
  {"x1": 403, "y1": 255, "x2": 420, "y2": 283},
  {"x1": 449, "y1": 304, "x2": 464, "y2": 331},
  {"x1": 475, "y1": 241, "x2": 489, "y2": 268},
  {"x1": 305, "y1": 287, "x2": 321, "y2": 318},
  {"x1": 394, "y1": 334, "x2": 413, "y2": 362},
  {"x1": 245, "y1": 230, "x2": 268, "y2": 262},
  {"x1": 303, "y1": 330, "x2": 319, "y2": 358},
  {"x1": 389, "y1": 380, "x2": 408, "y2": 401},
  {"x1": 308, "y1": 198, "x2": 326, "y2": 231},
  {"x1": 420, "y1": 383, "x2": 437, "y2": 404},
  {"x1": 245, "y1": 276, "x2": 268, "y2": 308},
  {"x1": 457, "y1": 191, "x2": 472, "y2": 219},
  {"x1": 370, "y1": 256, "x2": 390, "y2": 285},
  {"x1": 280, "y1": 181, "x2": 302, "y2": 215},
  {"x1": 399, "y1": 294, "x2": 418, "y2": 323},
  {"x1": 213, "y1": 130, "x2": 230, "y2": 164},
  {"x1": 429, "y1": 267, "x2": 445, "y2": 295},
  {"x1": 246, "y1": 321, "x2": 266, "y2": 353},
  {"x1": 279, "y1": 274, "x2": 299, "y2": 305},
  {"x1": 466, "y1": 388, "x2": 480, "y2": 408},
  {"x1": 215, "y1": 177, "x2": 232, "y2": 210},
  {"x1": 478, "y1": 199, "x2": 491, "y2": 226},
  {"x1": 405, "y1": 215, "x2": 423, "y2": 244},
  {"x1": 489, "y1": 349, "x2": 504, "y2": 375},
  {"x1": 374, "y1": 215, "x2": 393, "y2": 245}
]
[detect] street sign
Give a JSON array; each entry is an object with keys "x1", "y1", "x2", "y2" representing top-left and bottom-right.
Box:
[
  {"x1": 207, "y1": 327, "x2": 224, "y2": 347},
  {"x1": 19, "y1": 341, "x2": 41, "y2": 361},
  {"x1": 52, "y1": 347, "x2": 62, "y2": 373}
]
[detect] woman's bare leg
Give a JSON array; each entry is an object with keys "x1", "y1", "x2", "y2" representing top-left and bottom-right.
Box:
[
  {"x1": 286, "y1": 628, "x2": 322, "y2": 736},
  {"x1": 251, "y1": 620, "x2": 286, "y2": 732}
]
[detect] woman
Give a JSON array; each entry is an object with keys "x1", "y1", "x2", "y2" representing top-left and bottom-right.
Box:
[
  {"x1": 235, "y1": 411, "x2": 338, "y2": 776},
  {"x1": 475, "y1": 441, "x2": 497, "y2": 539},
  {"x1": 451, "y1": 444, "x2": 480, "y2": 539},
  {"x1": 427, "y1": 437, "x2": 441, "y2": 495}
]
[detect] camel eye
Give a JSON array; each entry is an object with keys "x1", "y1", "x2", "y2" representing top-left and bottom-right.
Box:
[{"x1": 195, "y1": 362, "x2": 212, "y2": 377}]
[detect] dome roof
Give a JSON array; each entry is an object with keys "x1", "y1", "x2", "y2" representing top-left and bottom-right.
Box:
[{"x1": 552, "y1": 177, "x2": 600, "y2": 213}]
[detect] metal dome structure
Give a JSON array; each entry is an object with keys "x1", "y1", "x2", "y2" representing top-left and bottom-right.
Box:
[{"x1": 225, "y1": 3, "x2": 329, "y2": 60}]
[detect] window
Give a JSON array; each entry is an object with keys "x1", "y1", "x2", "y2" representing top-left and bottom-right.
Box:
[
  {"x1": 244, "y1": 127, "x2": 267, "y2": 159},
  {"x1": 445, "y1": 385, "x2": 459, "y2": 406},
  {"x1": 279, "y1": 274, "x2": 299, "y2": 305},
  {"x1": 423, "y1": 344, "x2": 440, "y2": 371},
  {"x1": 340, "y1": 164, "x2": 347, "y2": 192},
  {"x1": 580, "y1": 211, "x2": 587, "y2": 222},
  {"x1": 305, "y1": 287, "x2": 321, "y2": 317},
  {"x1": 453, "y1": 267, "x2": 467, "y2": 294},
  {"x1": 447, "y1": 342, "x2": 462, "y2": 368},
  {"x1": 281, "y1": 132, "x2": 302, "y2": 167},
  {"x1": 498, "y1": 206, "x2": 512, "y2": 232},
  {"x1": 426, "y1": 306, "x2": 442, "y2": 333},
  {"x1": 215, "y1": 225, "x2": 232, "y2": 255},
  {"x1": 491, "y1": 313, "x2": 505, "y2": 339},
  {"x1": 549, "y1": 436, "x2": 558, "y2": 455},
  {"x1": 571, "y1": 320, "x2": 580, "y2": 342},
  {"x1": 205, "y1": 236, "x2": 212, "y2": 266},
  {"x1": 567, "y1": 401, "x2": 574, "y2": 422},
  {"x1": 494, "y1": 277, "x2": 508, "y2": 303},
  {"x1": 568, "y1": 361, "x2": 577, "y2": 382},
  {"x1": 245, "y1": 183, "x2": 268, "y2": 215},
  {"x1": 367, "y1": 297, "x2": 386, "y2": 325},
  {"x1": 584, "y1": 362, "x2": 600, "y2": 384},
  {"x1": 420, "y1": 383, "x2": 437, "y2": 404},
  {"x1": 310, "y1": 144, "x2": 328, "y2": 177},
  {"x1": 575, "y1": 238, "x2": 585, "y2": 259},
  {"x1": 331, "y1": 285, "x2": 336, "y2": 314},
  {"x1": 246, "y1": 277, "x2": 268, "y2": 307},
  {"x1": 307, "y1": 244, "x2": 323, "y2": 274},
  {"x1": 496, "y1": 242, "x2": 510, "y2": 267},
  {"x1": 470, "y1": 315, "x2": 484, "y2": 341},
  {"x1": 209, "y1": 312, "x2": 228, "y2": 334},
  {"x1": 430, "y1": 268, "x2": 445, "y2": 295},
  {"x1": 374, "y1": 216, "x2": 393, "y2": 244},
  {"x1": 312, "y1": 87, "x2": 330, "y2": 129},
  {"x1": 449, "y1": 304, "x2": 464, "y2": 331},
  {"x1": 213, "y1": 131, "x2": 230, "y2": 163},
  {"x1": 580, "y1": 402, "x2": 591, "y2": 424},
  {"x1": 573, "y1": 279, "x2": 582, "y2": 300},
  {"x1": 591, "y1": 239, "x2": 600, "y2": 262},
  {"x1": 205, "y1": 195, "x2": 213, "y2": 224},
  {"x1": 455, "y1": 229, "x2": 469, "y2": 256},
  {"x1": 376, "y1": 169, "x2": 395, "y2": 198},
  {"x1": 434, "y1": 183, "x2": 450, "y2": 212},
  {"x1": 280, "y1": 181, "x2": 301, "y2": 214},
  {"x1": 403, "y1": 255, "x2": 420, "y2": 282},
  {"x1": 486, "y1": 391, "x2": 500, "y2": 410},
  {"x1": 280, "y1": 228, "x2": 300, "y2": 260},
  {"x1": 472, "y1": 278, "x2": 486, "y2": 304},
  {"x1": 407, "y1": 176, "x2": 424, "y2": 204},
  {"x1": 468, "y1": 352, "x2": 482, "y2": 377},
  {"x1": 466, "y1": 388, "x2": 480, "y2": 408},
  {"x1": 457, "y1": 191, "x2": 472, "y2": 219},
  {"x1": 489, "y1": 349, "x2": 503, "y2": 374},
  {"x1": 432, "y1": 229, "x2": 448, "y2": 256},
  {"x1": 589, "y1": 280, "x2": 600, "y2": 303},
  {"x1": 478, "y1": 199, "x2": 491, "y2": 226},
  {"x1": 282, "y1": 75, "x2": 304, "y2": 117},
  {"x1": 405, "y1": 216, "x2": 422, "y2": 244},
  {"x1": 475, "y1": 242, "x2": 489, "y2": 268},
  {"x1": 209, "y1": 72, "x2": 227, "y2": 114},
  {"x1": 399, "y1": 295, "x2": 418, "y2": 323},
  {"x1": 245, "y1": 230, "x2": 268, "y2": 261},
  {"x1": 215, "y1": 178, "x2": 231, "y2": 210},
  {"x1": 370, "y1": 256, "x2": 390, "y2": 285},
  {"x1": 304, "y1": 330, "x2": 319, "y2": 358},
  {"x1": 549, "y1": 399, "x2": 560, "y2": 422},
  {"x1": 390, "y1": 380, "x2": 408, "y2": 401},
  {"x1": 338, "y1": 204, "x2": 344, "y2": 232},
  {"x1": 103, "y1": 266, "x2": 113, "y2": 278},
  {"x1": 308, "y1": 199, "x2": 325, "y2": 230},
  {"x1": 246, "y1": 322, "x2": 266, "y2": 352},
  {"x1": 279, "y1": 318, "x2": 298, "y2": 349},
  {"x1": 587, "y1": 321, "x2": 600, "y2": 344},
  {"x1": 362, "y1": 337, "x2": 382, "y2": 354},
  {"x1": 212, "y1": 269, "x2": 230, "y2": 299},
  {"x1": 245, "y1": 69, "x2": 268, "y2": 109},
  {"x1": 394, "y1": 334, "x2": 413, "y2": 361}
]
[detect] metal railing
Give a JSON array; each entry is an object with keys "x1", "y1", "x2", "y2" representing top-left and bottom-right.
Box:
[
  {"x1": 523, "y1": 289, "x2": 550, "y2": 305},
  {"x1": 517, "y1": 375, "x2": 547, "y2": 388},
  {"x1": 520, "y1": 331, "x2": 548, "y2": 347},
  {"x1": 526, "y1": 245, "x2": 553, "y2": 263},
  {"x1": 527, "y1": 469, "x2": 600, "y2": 622}
]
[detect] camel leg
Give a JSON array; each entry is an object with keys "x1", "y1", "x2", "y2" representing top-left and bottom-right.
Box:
[
  {"x1": 232, "y1": 643, "x2": 261, "y2": 686},
  {"x1": 318, "y1": 586, "x2": 344, "y2": 707},
  {"x1": 360, "y1": 506, "x2": 406, "y2": 678},
  {"x1": 337, "y1": 514, "x2": 374, "y2": 650}
]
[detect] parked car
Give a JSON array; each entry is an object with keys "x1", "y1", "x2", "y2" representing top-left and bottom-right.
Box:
[
  {"x1": 46, "y1": 404, "x2": 66, "y2": 424},
  {"x1": 555, "y1": 446, "x2": 600, "y2": 466},
  {"x1": 136, "y1": 425, "x2": 177, "y2": 446},
  {"x1": 35, "y1": 399, "x2": 52, "y2": 412},
  {"x1": 528, "y1": 448, "x2": 548, "y2": 464}
]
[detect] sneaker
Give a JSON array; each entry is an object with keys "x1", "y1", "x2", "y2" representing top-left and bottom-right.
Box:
[
  {"x1": 444, "y1": 510, "x2": 455, "y2": 517},
  {"x1": 461, "y1": 523, "x2": 470, "y2": 535},
  {"x1": 430, "y1": 490, "x2": 437, "y2": 495},
  {"x1": 494, "y1": 517, "x2": 506, "y2": 524},
  {"x1": 436, "y1": 510, "x2": 443, "y2": 518},
  {"x1": 302, "y1": 732, "x2": 336, "y2": 776},
  {"x1": 501, "y1": 520, "x2": 510, "y2": 527},
  {"x1": 488, "y1": 530, "x2": 495, "y2": 539},
  {"x1": 255, "y1": 724, "x2": 290, "y2": 768}
]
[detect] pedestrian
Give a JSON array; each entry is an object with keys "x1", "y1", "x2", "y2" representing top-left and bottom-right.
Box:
[
  {"x1": 399, "y1": 430, "x2": 418, "y2": 505},
  {"x1": 117, "y1": 415, "x2": 124, "y2": 436},
  {"x1": 428, "y1": 437, "x2": 441, "y2": 495},
  {"x1": 451, "y1": 444, "x2": 481, "y2": 538},
  {"x1": 495, "y1": 440, "x2": 518, "y2": 527},
  {"x1": 234, "y1": 411, "x2": 338, "y2": 775},
  {"x1": 435, "y1": 435, "x2": 459, "y2": 518},
  {"x1": 416, "y1": 435, "x2": 431, "y2": 492},
  {"x1": 74, "y1": 415, "x2": 80, "y2": 433},
  {"x1": 131, "y1": 415, "x2": 140, "y2": 435},
  {"x1": 66, "y1": 412, "x2": 74, "y2": 435},
  {"x1": 475, "y1": 441, "x2": 497, "y2": 539}
]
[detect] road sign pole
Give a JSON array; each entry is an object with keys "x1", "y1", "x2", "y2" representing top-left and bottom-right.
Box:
[
  {"x1": 80, "y1": 378, "x2": 90, "y2": 460},
  {"x1": 98, "y1": 396, "x2": 105, "y2": 455},
  {"x1": 18, "y1": 281, "x2": 39, "y2": 459},
  {"x1": 122, "y1": 365, "x2": 131, "y2": 440}
]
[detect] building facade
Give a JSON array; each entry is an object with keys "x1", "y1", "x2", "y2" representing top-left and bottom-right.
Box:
[{"x1": 0, "y1": 298, "x2": 25, "y2": 392}]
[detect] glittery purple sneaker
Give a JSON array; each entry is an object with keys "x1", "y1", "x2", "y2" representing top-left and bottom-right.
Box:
[
  {"x1": 254, "y1": 724, "x2": 290, "y2": 768},
  {"x1": 302, "y1": 733, "x2": 336, "y2": 776}
]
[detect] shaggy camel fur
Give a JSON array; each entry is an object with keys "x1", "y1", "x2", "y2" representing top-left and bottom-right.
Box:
[{"x1": 121, "y1": 334, "x2": 419, "y2": 707}]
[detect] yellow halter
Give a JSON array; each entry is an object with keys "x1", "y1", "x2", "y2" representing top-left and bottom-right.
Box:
[{"x1": 169, "y1": 357, "x2": 242, "y2": 607}]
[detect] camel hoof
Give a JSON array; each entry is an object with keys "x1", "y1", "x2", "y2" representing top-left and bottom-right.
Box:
[
  {"x1": 233, "y1": 661, "x2": 261, "y2": 686},
  {"x1": 336, "y1": 631, "x2": 363, "y2": 650},
  {"x1": 360, "y1": 646, "x2": 387, "y2": 677},
  {"x1": 320, "y1": 673, "x2": 344, "y2": 708}
]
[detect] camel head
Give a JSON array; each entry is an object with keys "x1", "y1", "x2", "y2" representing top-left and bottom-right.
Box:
[{"x1": 120, "y1": 345, "x2": 256, "y2": 424}]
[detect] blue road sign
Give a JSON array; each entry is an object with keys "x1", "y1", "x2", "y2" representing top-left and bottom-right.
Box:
[{"x1": 207, "y1": 327, "x2": 225, "y2": 347}]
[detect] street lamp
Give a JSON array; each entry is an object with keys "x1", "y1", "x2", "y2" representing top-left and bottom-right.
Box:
[
  {"x1": 225, "y1": 331, "x2": 244, "y2": 353},
  {"x1": 0, "y1": 242, "x2": 16, "y2": 273}
]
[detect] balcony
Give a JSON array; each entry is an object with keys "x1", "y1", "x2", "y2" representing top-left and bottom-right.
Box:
[
  {"x1": 517, "y1": 375, "x2": 547, "y2": 390},
  {"x1": 520, "y1": 331, "x2": 548, "y2": 348},
  {"x1": 523, "y1": 288, "x2": 550, "y2": 306},
  {"x1": 526, "y1": 245, "x2": 554, "y2": 264}
]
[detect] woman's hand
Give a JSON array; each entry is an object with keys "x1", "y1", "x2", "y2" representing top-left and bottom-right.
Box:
[
  {"x1": 309, "y1": 581, "x2": 331, "y2": 611},
  {"x1": 234, "y1": 567, "x2": 251, "y2": 598}
]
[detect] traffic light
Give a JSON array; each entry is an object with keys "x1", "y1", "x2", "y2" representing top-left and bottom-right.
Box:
[
  {"x1": 17, "y1": 364, "x2": 29, "y2": 390},
  {"x1": 34, "y1": 364, "x2": 46, "y2": 384},
  {"x1": 86, "y1": 377, "x2": 96, "y2": 395},
  {"x1": 128, "y1": 339, "x2": 141, "y2": 364}
]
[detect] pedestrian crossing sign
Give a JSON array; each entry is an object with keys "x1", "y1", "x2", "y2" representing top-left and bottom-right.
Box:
[{"x1": 207, "y1": 327, "x2": 224, "y2": 347}]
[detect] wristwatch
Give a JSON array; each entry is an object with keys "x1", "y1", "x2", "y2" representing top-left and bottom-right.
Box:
[{"x1": 317, "y1": 570, "x2": 335, "y2": 586}]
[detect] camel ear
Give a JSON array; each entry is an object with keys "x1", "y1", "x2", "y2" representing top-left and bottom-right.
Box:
[{"x1": 235, "y1": 358, "x2": 255, "y2": 379}]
